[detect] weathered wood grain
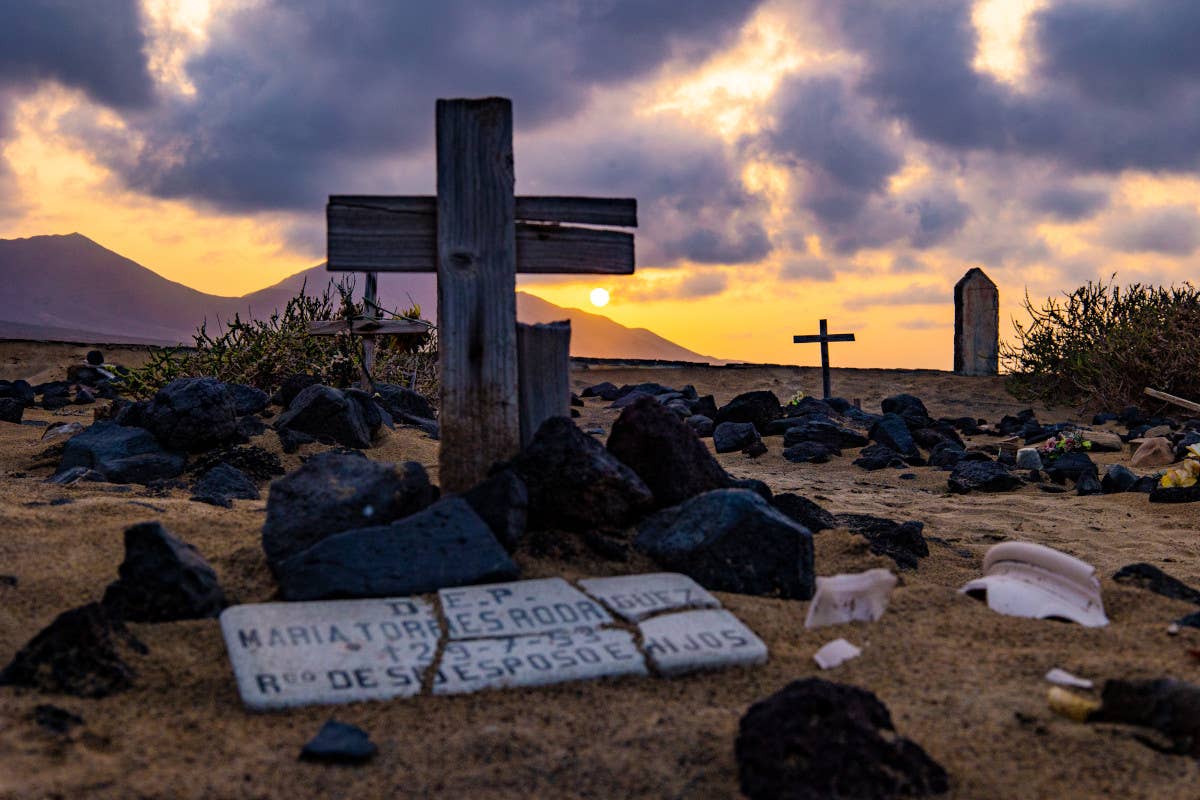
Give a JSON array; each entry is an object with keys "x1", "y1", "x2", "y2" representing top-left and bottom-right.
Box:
[
  {"x1": 328, "y1": 206, "x2": 634, "y2": 274},
  {"x1": 516, "y1": 321, "x2": 571, "y2": 447},
  {"x1": 330, "y1": 195, "x2": 635, "y2": 226},
  {"x1": 436, "y1": 97, "x2": 520, "y2": 492}
]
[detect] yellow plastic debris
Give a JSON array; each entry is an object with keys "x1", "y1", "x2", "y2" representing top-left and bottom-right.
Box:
[
  {"x1": 1160, "y1": 459, "x2": 1200, "y2": 489},
  {"x1": 1047, "y1": 687, "x2": 1100, "y2": 722}
]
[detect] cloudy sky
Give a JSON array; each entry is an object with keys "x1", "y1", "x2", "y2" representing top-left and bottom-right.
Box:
[{"x1": 1, "y1": 0, "x2": 1198, "y2": 367}]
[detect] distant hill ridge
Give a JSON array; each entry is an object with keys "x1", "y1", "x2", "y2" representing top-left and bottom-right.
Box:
[{"x1": 0, "y1": 233, "x2": 716, "y2": 362}]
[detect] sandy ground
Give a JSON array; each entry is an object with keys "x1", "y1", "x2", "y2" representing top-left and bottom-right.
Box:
[{"x1": 2, "y1": 352, "x2": 1200, "y2": 799}]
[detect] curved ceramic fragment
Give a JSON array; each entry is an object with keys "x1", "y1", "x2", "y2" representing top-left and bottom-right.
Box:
[
  {"x1": 804, "y1": 569, "x2": 898, "y2": 629},
  {"x1": 959, "y1": 541, "x2": 1108, "y2": 627}
]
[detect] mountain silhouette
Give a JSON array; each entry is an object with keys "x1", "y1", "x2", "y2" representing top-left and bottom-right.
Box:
[{"x1": 0, "y1": 233, "x2": 716, "y2": 361}]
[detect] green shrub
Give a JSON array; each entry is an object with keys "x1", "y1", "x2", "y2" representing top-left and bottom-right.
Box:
[
  {"x1": 121, "y1": 278, "x2": 438, "y2": 402},
  {"x1": 1002, "y1": 277, "x2": 1200, "y2": 410}
]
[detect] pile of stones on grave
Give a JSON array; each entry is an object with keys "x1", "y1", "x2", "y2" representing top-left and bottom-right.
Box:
[{"x1": 595, "y1": 378, "x2": 1200, "y2": 504}]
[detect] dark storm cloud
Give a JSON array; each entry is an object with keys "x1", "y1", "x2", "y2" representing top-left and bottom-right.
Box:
[
  {"x1": 1101, "y1": 205, "x2": 1200, "y2": 256},
  {"x1": 527, "y1": 113, "x2": 772, "y2": 267},
  {"x1": 907, "y1": 186, "x2": 970, "y2": 249},
  {"x1": 0, "y1": 1, "x2": 153, "y2": 211},
  {"x1": 1033, "y1": 0, "x2": 1200, "y2": 108},
  {"x1": 811, "y1": 0, "x2": 1200, "y2": 173},
  {"x1": 758, "y1": 73, "x2": 902, "y2": 228},
  {"x1": 83, "y1": 0, "x2": 762, "y2": 213},
  {"x1": 1029, "y1": 186, "x2": 1110, "y2": 222},
  {"x1": 0, "y1": 0, "x2": 153, "y2": 109}
]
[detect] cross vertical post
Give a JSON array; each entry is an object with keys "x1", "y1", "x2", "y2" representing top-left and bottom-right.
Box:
[
  {"x1": 436, "y1": 98, "x2": 520, "y2": 492},
  {"x1": 818, "y1": 319, "x2": 830, "y2": 400},
  {"x1": 792, "y1": 318, "x2": 855, "y2": 400}
]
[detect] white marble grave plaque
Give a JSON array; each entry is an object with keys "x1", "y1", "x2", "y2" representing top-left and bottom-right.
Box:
[
  {"x1": 578, "y1": 573, "x2": 721, "y2": 622},
  {"x1": 439, "y1": 578, "x2": 612, "y2": 640},
  {"x1": 639, "y1": 609, "x2": 767, "y2": 677},
  {"x1": 219, "y1": 597, "x2": 440, "y2": 710},
  {"x1": 432, "y1": 628, "x2": 647, "y2": 695}
]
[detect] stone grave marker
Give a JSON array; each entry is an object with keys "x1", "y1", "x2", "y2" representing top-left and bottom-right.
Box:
[
  {"x1": 432, "y1": 629, "x2": 647, "y2": 695},
  {"x1": 578, "y1": 573, "x2": 720, "y2": 622},
  {"x1": 639, "y1": 609, "x2": 767, "y2": 677},
  {"x1": 439, "y1": 577, "x2": 612, "y2": 640},
  {"x1": 219, "y1": 598, "x2": 440, "y2": 711},
  {"x1": 954, "y1": 267, "x2": 999, "y2": 376}
]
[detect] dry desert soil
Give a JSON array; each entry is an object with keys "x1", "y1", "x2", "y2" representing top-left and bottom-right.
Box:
[{"x1": 2, "y1": 342, "x2": 1200, "y2": 799}]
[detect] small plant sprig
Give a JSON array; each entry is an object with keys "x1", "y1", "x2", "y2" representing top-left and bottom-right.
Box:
[
  {"x1": 785, "y1": 390, "x2": 807, "y2": 408},
  {"x1": 1037, "y1": 430, "x2": 1092, "y2": 461}
]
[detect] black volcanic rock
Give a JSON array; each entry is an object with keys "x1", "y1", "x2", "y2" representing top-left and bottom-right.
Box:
[
  {"x1": 714, "y1": 421, "x2": 761, "y2": 453},
  {"x1": 0, "y1": 397, "x2": 23, "y2": 424},
  {"x1": 853, "y1": 443, "x2": 906, "y2": 471},
  {"x1": 461, "y1": 469, "x2": 528, "y2": 552},
  {"x1": 102, "y1": 522, "x2": 226, "y2": 622},
  {"x1": 226, "y1": 383, "x2": 270, "y2": 416},
  {"x1": 715, "y1": 390, "x2": 781, "y2": 433},
  {"x1": 783, "y1": 441, "x2": 838, "y2": 464},
  {"x1": 1113, "y1": 563, "x2": 1200, "y2": 605},
  {"x1": 635, "y1": 489, "x2": 814, "y2": 600},
  {"x1": 736, "y1": 678, "x2": 949, "y2": 800},
  {"x1": 510, "y1": 416, "x2": 653, "y2": 533},
  {"x1": 274, "y1": 498, "x2": 518, "y2": 600},
  {"x1": 374, "y1": 383, "x2": 436, "y2": 421},
  {"x1": 144, "y1": 377, "x2": 240, "y2": 452},
  {"x1": 771, "y1": 493, "x2": 836, "y2": 532},
  {"x1": 301, "y1": 720, "x2": 377, "y2": 764},
  {"x1": 273, "y1": 384, "x2": 379, "y2": 449},
  {"x1": 948, "y1": 461, "x2": 1022, "y2": 493},
  {"x1": 58, "y1": 421, "x2": 186, "y2": 484},
  {"x1": 869, "y1": 414, "x2": 922, "y2": 463},
  {"x1": 263, "y1": 451, "x2": 438, "y2": 568},
  {"x1": 191, "y1": 462, "x2": 260, "y2": 507},
  {"x1": 606, "y1": 396, "x2": 732, "y2": 508},
  {"x1": 0, "y1": 603, "x2": 147, "y2": 698},
  {"x1": 836, "y1": 513, "x2": 929, "y2": 569}
]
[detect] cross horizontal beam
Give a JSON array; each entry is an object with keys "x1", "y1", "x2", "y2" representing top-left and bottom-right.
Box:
[
  {"x1": 793, "y1": 333, "x2": 855, "y2": 344},
  {"x1": 327, "y1": 195, "x2": 636, "y2": 274},
  {"x1": 307, "y1": 318, "x2": 431, "y2": 336}
]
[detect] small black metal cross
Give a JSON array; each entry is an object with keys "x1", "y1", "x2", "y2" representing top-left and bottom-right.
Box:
[{"x1": 793, "y1": 319, "x2": 855, "y2": 400}]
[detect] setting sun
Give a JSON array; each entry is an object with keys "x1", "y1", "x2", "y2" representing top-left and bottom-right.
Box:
[{"x1": 589, "y1": 287, "x2": 610, "y2": 307}]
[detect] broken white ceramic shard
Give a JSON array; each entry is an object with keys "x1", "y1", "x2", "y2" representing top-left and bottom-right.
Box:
[
  {"x1": 959, "y1": 541, "x2": 1108, "y2": 627},
  {"x1": 1044, "y1": 668, "x2": 1093, "y2": 689},
  {"x1": 804, "y1": 569, "x2": 898, "y2": 629},
  {"x1": 813, "y1": 638, "x2": 862, "y2": 670}
]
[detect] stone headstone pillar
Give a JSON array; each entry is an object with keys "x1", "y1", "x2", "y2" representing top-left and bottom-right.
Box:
[{"x1": 954, "y1": 267, "x2": 998, "y2": 376}]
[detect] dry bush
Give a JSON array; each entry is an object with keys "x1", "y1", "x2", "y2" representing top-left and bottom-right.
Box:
[
  {"x1": 122, "y1": 278, "x2": 438, "y2": 403},
  {"x1": 1002, "y1": 277, "x2": 1200, "y2": 410}
]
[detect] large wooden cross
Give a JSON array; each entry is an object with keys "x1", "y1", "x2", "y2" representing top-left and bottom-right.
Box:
[
  {"x1": 793, "y1": 319, "x2": 855, "y2": 400},
  {"x1": 325, "y1": 97, "x2": 637, "y2": 491}
]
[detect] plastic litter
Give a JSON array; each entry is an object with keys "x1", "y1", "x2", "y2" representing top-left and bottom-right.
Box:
[
  {"x1": 1045, "y1": 668, "x2": 1093, "y2": 689},
  {"x1": 1048, "y1": 687, "x2": 1100, "y2": 722}
]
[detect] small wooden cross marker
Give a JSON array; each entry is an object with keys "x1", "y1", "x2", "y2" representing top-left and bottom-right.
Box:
[{"x1": 793, "y1": 319, "x2": 855, "y2": 400}]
